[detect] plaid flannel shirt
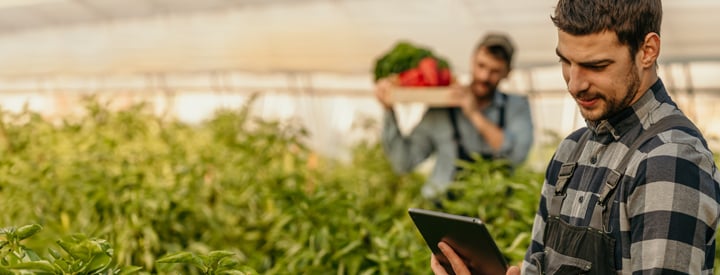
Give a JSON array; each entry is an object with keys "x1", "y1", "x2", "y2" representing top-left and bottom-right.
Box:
[{"x1": 522, "y1": 79, "x2": 720, "y2": 274}]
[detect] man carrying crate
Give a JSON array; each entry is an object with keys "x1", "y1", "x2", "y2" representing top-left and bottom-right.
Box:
[{"x1": 374, "y1": 33, "x2": 534, "y2": 200}]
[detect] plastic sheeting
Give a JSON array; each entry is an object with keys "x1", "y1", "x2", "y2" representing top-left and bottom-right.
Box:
[{"x1": 0, "y1": 0, "x2": 718, "y2": 74}]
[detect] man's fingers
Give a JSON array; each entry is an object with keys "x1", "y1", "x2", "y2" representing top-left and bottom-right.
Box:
[
  {"x1": 438, "y1": 242, "x2": 471, "y2": 274},
  {"x1": 374, "y1": 78, "x2": 394, "y2": 109},
  {"x1": 506, "y1": 265, "x2": 521, "y2": 275},
  {"x1": 446, "y1": 85, "x2": 467, "y2": 107},
  {"x1": 430, "y1": 254, "x2": 449, "y2": 275}
]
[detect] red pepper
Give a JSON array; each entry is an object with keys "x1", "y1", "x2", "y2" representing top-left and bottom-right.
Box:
[
  {"x1": 418, "y1": 57, "x2": 439, "y2": 86},
  {"x1": 399, "y1": 68, "x2": 425, "y2": 86},
  {"x1": 438, "y1": 68, "x2": 452, "y2": 86}
]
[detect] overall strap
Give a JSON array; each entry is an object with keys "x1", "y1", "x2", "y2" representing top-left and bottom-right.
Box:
[
  {"x1": 549, "y1": 128, "x2": 592, "y2": 217},
  {"x1": 447, "y1": 108, "x2": 473, "y2": 164},
  {"x1": 498, "y1": 93, "x2": 508, "y2": 129},
  {"x1": 590, "y1": 115, "x2": 699, "y2": 231},
  {"x1": 448, "y1": 108, "x2": 461, "y2": 143}
]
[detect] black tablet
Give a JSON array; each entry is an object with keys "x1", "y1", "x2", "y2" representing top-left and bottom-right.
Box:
[{"x1": 408, "y1": 208, "x2": 507, "y2": 275}]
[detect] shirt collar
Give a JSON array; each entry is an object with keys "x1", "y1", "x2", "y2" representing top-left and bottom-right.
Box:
[{"x1": 586, "y1": 79, "x2": 667, "y2": 141}]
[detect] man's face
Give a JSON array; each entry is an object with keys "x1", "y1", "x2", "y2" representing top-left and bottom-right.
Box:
[
  {"x1": 470, "y1": 47, "x2": 509, "y2": 99},
  {"x1": 556, "y1": 30, "x2": 642, "y2": 122}
]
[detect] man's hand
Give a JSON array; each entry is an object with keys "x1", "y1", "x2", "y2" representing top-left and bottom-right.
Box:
[
  {"x1": 374, "y1": 76, "x2": 398, "y2": 110},
  {"x1": 431, "y1": 242, "x2": 471, "y2": 275},
  {"x1": 447, "y1": 84, "x2": 505, "y2": 150},
  {"x1": 430, "y1": 242, "x2": 521, "y2": 275},
  {"x1": 448, "y1": 85, "x2": 481, "y2": 117}
]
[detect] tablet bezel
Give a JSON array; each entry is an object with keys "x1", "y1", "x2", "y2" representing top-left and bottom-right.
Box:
[{"x1": 408, "y1": 208, "x2": 508, "y2": 275}]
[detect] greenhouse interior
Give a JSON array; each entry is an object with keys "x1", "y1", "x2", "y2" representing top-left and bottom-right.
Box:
[{"x1": 0, "y1": 0, "x2": 719, "y2": 274}]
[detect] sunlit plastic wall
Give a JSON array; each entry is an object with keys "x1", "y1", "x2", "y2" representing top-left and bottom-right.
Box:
[{"x1": 1, "y1": 63, "x2": 718, "y2": 169}]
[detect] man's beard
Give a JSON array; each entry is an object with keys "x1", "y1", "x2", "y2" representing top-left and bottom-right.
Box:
[
  {"x1": 579, "y1": 65, "x2": 641, "y2": 122},
  {"x1": 470, "y1": 79, "x2": 497, "y2": 101},
  {"x1": 603, "y1": 66, "x2": 640, "y2": 121}
]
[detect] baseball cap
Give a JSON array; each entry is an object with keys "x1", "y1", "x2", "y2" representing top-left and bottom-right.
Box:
[{"x1": 476, "y1": 32, "x2": 515, "y2": 66}]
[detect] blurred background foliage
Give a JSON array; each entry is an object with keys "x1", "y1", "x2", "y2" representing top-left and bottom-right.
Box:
[{"x1": 0, "y1": 97, "x2": 716, "y2": 274}]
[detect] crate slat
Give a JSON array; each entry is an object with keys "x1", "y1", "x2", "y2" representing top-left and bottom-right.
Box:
[{"x1": 388, "y1": 87, "x2": 457, "y2": 107}]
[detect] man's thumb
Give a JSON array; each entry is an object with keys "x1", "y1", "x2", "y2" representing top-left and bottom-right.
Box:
[{"x1": 506, "y1": 265, "x2": 521, "y2": 275}]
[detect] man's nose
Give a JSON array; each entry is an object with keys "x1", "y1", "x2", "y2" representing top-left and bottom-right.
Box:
[
  {"x1": 476, "y1": 68, "x2": 490, "y2": 81},
  {"x1": 566, "y1": 66, "x2": 589, "y2": 94}
]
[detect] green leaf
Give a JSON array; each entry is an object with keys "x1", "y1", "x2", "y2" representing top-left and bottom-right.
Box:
[
  {"x1": 57, "y1": 239, "x2": 86, "y2": 259},
  {"x1": 236, "y1": 266, "x2": 260, "y2": 275},
  {"x1": 7, "y1": 260, "x2": 56, "y2": 273},
  {"x1": 217, "y1": 257, "x2": 240, "y2": 269},
  {"x1": 208, "y1": 250, "x2": 235, "y2": 265},
  {"x1": 53, "y1": 259, "x2": 71, "y2": 273},
  {"x1": 116, "y1": 266, "x2": 144, "y2": 275},
  {"x1": 15, "y1": 224, "x2": 42, "y2": 240},
  {"x1": 48, "y1": 248, "x2": 61, "y2": 260},
  {"x1": 84, "y1": 253, "x2": 112, "y2": 273},
  {"x1": 331, "y1": 240, "x2": 362, "y2": 260},
  {"x1": 156, "y1": 251, "x2": 195, "y2": 264},
  {"x1": 23, "y1": 247, "x2": 42, "y2": 261}
]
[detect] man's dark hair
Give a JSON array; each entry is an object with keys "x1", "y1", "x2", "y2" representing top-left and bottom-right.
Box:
[
  {"x1": 474, "y1": 33, "x2": 515, "y2": 71},
  {"x1": 552, "y1": 0, "x2": 662, "y2": 57},
  {"x1": 485, "y1": 45, "x2": 512, "y2": 70}
]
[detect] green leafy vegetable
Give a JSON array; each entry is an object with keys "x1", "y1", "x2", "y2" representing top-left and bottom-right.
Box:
[{"x1": 373, "y1": 41, "x2": 451, "y2": 81}]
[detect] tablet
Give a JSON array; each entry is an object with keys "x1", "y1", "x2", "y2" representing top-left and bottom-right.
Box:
[{"x1": 408, "y1": 208, "x2": 507, "y2": 275}]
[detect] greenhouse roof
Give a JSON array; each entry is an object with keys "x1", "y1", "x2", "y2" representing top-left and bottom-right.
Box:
[{"x1": 0, "y1": 0, "x2": 717, "y2": 75}]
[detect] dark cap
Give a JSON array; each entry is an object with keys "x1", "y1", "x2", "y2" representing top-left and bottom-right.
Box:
[{"x1": 476, "y1": 32, "x2": 515, "y2": 67}]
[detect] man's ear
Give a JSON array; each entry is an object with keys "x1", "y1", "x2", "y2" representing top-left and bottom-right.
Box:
[
  {"x1": 639, "y1": 32, "x2": 660, "y2": 69},
  {"x1": 502, "y1": 67, "x2": 511, "y2": 79}
]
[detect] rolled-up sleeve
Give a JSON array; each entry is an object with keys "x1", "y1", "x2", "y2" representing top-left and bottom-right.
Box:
[{"x1": 380, "y1": 110, "x2": 435, "y2": 174}]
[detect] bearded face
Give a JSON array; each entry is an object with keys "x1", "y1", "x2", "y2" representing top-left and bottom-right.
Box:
[
  {"x1": 470, "y1": 47, "x2": 509, "y2": 100},
  {"x1": 557, "y1": 30, "x2": 645, "y2": 122}
]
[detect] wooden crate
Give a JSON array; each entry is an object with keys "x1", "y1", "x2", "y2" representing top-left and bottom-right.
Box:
[{"x1": 388, "y1": 86, "x2": 458, "y2": 107}]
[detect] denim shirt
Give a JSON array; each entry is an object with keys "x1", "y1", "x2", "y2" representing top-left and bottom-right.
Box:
[{"x1": 381, "y1": 90, "x2": 534, "y2": 199}]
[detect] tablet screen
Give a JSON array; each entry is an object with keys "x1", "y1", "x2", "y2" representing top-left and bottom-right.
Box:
[{"x1": 408, "y1": 208, "x2": 507, "y2": 275}]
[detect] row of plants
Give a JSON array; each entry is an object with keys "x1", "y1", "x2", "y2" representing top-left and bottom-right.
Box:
[
  {"x1": 0, "y1": 224, "x2": 252, "y2": 274},
  {"x1": 0, "y1": 97, "x2": 420, "y2": 274},
  {"x1": 10, "y1": 95, "x2": 710, "y2": 274}
]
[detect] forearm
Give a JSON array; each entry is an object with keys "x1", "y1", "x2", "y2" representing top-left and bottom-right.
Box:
[
  {"x1": 466, "y1": 110, "x2": 504, "y2": 151},
  {"x1": 466, "y1": 109, "x2": 534, "y2": 166}
]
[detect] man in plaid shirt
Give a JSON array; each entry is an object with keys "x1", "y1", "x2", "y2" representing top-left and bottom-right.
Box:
[{"x1": 431, "y1": 0, "x2": 720, "y2": 274}]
